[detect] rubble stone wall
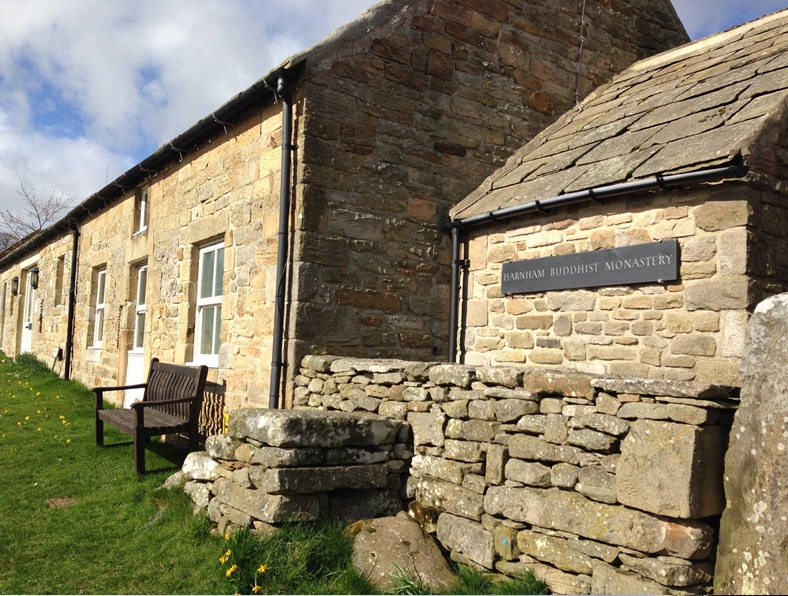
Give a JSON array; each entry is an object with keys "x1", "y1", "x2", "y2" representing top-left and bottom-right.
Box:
[
  {"x1": 295, "y1": 355, "x2": 738, "y2": 595},
  {"x1": 180, "y1": 409, "x2": 412, "y2": 536}
]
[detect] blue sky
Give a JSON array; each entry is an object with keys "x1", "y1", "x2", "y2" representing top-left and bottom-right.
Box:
[{"x1": 0, "y1": 0, "x2": 784, "y2": 217}]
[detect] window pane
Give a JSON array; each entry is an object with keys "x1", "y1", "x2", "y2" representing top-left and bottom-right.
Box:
[
  {"x1": 137, "y1": 268, "x2": 147, "y2": 305},
  {"x1": 96, "y1": 309, "x2": 105, "y2": 342},
  {"x1": 215, "y1": 247, "x2": 224, "y2": 296},
  {"x1": 200, "y1": 307, "x2": 215, "y2": 355},
  {"x1": 200, "y1": 250, "x2": 215, "y2": 299},
  {"x1": 213, "y1": 305, "x2": 222, "y2": 354},
  {"x1": 97, "y1": 271, "x2": 106, "y2": 304},
  {"x1": 134, "y1": 312, "x2": 145, "y2": 349}
]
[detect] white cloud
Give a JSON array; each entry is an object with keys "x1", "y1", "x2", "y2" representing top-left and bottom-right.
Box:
[
  {"x1": 0, "y1": 0, "x2": 380, "y2": 214},
  {"x1": 0, "y1": 0, "x2": 783, "y2": 218}
]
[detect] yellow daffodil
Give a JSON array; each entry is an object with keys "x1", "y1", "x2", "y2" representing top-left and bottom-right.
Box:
[
  {"x1": 226, "y1": 564, "x2": 238, "y2": 577},
  {"x1": 66, "y1": 439, "x2": 71, "y2": 444},
  {"x1": 257, "y1": 564, "x2": 268, "y2": 574},
  {"x1": 252, "y1": 585, "x2": 262, "y2": 593}
]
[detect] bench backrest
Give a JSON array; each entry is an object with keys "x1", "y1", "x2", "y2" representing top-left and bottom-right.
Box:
[{"x1": 144, "y1": 358, "x2": 209, "y2": 421}]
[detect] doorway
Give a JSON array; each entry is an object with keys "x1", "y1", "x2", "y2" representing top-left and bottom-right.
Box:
[
  {"x1": 20, "y1": 270, "x2": 37, "y2": 353},
  {"x1": 124, "y1": 265, "x2": 147, "y2": 408}
]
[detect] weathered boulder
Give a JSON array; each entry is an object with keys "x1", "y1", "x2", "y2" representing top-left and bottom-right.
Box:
[
  {"x1": 248, "y1": 464, "x2": 389, "y2": 494},
  {"x1": 484, "y1": 486, "x2": 714, "y2": 559},
  {"x1": 517, "y1": 530, "x2": 594, "y2": 574},
  {"x1": 228, "y1": 409, "x2": 401, "y2": 447},
  {"x1": 349, "y1": 515, "x2": 457, "y2": 593},
  {"x1": 616, "y1": 420, "x2": 727, "y2": 518},
  {"x1": 521, "y1": 368, "x2": 594, "y2": 399},
  {"x1": 182, "y1": 451, "x2": 230, "y2": 481},
  {"x1": 590, "y1": 376, "x2": 732, "y2": 399},
  {"x1": 436, "y1": 513, "x2": 495, "y2": 569},
  {"x1": 212, "y1": 477, "x2": 322, "y2": 523},
  {"x1": 715, "y1": 293, "x2": 788, "y2": 595},
  {"x1": 413, "y1": 476, "x2": 484, "y2": 520},
  {"x1": 205, "y1": 434, "x2": 243, "y2": 459}
]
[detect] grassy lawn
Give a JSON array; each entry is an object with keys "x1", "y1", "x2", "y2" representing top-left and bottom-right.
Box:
[
  {"x1": 0, "y1": 352, "x2": 548, "y2": 595},
  {"x1": 0, "y1": 352, "x2": 226, "y2": 594}
]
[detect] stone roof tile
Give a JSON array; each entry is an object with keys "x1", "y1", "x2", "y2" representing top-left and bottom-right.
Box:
[{"x1": 451, "y1": 8, "x2": 788, "y2": 221}]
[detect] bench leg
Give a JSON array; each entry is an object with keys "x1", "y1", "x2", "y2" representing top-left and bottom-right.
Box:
[
  {"x1": 134, "y1": 430, "x2": 146, "y2": 475},
  {"x1": 95, "y1": 414, "x2": 104, "y2": 446}
]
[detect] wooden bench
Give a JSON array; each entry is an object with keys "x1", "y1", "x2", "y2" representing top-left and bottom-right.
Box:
[{"x1": 94, "y1": 358, "x2": 209, "y2": 474}]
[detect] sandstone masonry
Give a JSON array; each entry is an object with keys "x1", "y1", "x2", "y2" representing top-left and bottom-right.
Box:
[
  {"x1": 294, "y1": 355, "x2": 737, "y2": 595},
  {"x1": 179, "y1": 409, "x2": 411, "y2": 535}
]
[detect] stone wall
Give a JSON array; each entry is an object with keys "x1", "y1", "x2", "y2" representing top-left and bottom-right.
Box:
[
  {"x1": 0, "y1": 103, "x2": 284, "y2": 407},
  {"x1": 295, "y1": 355, "x2": 737, "y2": 595},
  {"x1": 288, "y1": 0, "x2": 689, "y2": 378},
  {"x1": 461, "y1": 183, "x2": 762, "y2": 387},
  {"x1": 0, "y1": 233, "x2": 73, "y2": 368},
  {"x1": 179, "y1": 409, "x2": 411, "y2": 535},
  {"x1": 714, "y1": 293, "x2": 788, "y2": 595}
]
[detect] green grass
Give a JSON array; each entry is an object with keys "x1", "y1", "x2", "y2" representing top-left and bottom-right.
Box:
[
  {"x1": 0, "y1": 352, "x2": 549, "y2": 594},
  {"x1": 0, "y1": 351, "x2": 225, "y2": 594}
]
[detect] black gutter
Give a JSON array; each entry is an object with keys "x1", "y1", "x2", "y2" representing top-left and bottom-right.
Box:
[
  {"x1": 446, "y1": 162, "x2": 748, "y2": 362},
  {"x1": 64, "y1": 225, "x2": 80, "y2": 380},
  {"x1": 269, "y1": 73, "x2": 295, "y2": 410}
]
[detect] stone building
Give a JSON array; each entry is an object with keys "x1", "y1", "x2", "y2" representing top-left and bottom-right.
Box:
[
  {"x1": 0, "y1": 0, "x2": 687, "y2": 409},
  {"x1": 449, "y1": 8, "x2": 788, "y2": 386}
]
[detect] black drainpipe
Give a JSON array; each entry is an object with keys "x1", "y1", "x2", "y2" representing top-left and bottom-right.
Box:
[
  {"x1": 446, "y1": 162, "x2": 747, "y2": 362},
  {"x1": 269, "y1": 73, "x2": 294, "y2": 410},
  {"x1": 64, "y1": 224, "x2": 80, "y2": 380}
]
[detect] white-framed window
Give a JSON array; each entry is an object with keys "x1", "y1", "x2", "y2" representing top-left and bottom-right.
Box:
[
  {"x1": 194, "y1": 242, "x2": 224, "y2": 366},
  {"x1": 132, "y1": 265, "x2": 147, "y2": 351},
  {"x1": 92, "y1": 268, "x2": 107, "y2": 348},
  {"x1": 134, "y1": 187, "x2": 149, "y2": 234}
]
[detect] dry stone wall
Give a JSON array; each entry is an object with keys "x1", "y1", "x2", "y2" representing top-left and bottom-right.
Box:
[
  {"x1": 295, "y1": 355, "x2": 738, "y2": 595},
  {"x1": 180, "y1": 409, "x2": 411, "y2": 535}
]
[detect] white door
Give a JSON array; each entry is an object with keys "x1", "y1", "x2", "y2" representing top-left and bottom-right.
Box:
[
  {"x1": 124, "y1": 266, "x2": 147, "y2": 408},
  {"x1": 20, "y1": 272, "x2": 36, "y2": 353}
]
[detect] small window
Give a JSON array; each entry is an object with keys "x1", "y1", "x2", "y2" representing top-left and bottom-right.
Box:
[
  {"x1": 92, "y1": 268, "x2": 107, "y2": 348},
  {"x1": 134, "y1": 187, "x2": 149, "y2": 235},
  {"x1": 194, "y1": 242, "x2": 224, "y2": 366},
  {"x1": 132, "y1": 266, "x2": 147, "y2": 351}
]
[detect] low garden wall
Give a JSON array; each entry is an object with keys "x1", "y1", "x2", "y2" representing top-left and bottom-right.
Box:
[
  {"x1": 179, "y1": 409, "x2": 410, "y2": 535},
  {"x1": 294, "y1": 356, "x2": 738, "y2": 595}
]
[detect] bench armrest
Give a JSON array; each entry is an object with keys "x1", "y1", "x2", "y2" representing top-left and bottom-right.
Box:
[{"x1": 94, "y1": 384, "x2": 148, "y2": 410}]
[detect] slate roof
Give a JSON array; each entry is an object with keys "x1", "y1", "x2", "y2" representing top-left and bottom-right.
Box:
[{"x1": 451, "y1": 9, "x2": 788, "y2": 221}]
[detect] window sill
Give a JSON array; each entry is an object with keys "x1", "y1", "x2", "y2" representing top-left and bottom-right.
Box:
[{"x1": 186, "y1": 359, "x2": 219, "y2": 369}]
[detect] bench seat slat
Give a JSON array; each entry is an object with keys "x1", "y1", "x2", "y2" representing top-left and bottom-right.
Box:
[{"x1": 98, "y1": 409, "x2": 188, "y2": 435}]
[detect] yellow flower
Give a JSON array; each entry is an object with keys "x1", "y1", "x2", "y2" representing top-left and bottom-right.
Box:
[
  {"x1": 25, "y1": 416, "x2": 29, "y2": 421},
  {"x1": 225, "y1": 533, "x2": 231, "y2": 540},
  {"x1": 66, "y1": 439, "x2": 71, "y2": 444},
  {"x1": 257, "y1": 564, "x2": 268, "y2": 574},
  {"x1": 226, "y1": 564, "x2": 238, "y2": 577},
  {"x1": 252, "y1": 585, "x2": 262, "y2": 593},
  {"x1": 37, "y1": 428, "x2": 42, "y2": 432}
]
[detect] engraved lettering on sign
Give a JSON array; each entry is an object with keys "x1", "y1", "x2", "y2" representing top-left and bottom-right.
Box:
[{"x1": 501, "y1": 240, "x2": 679, "y2": 295}]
